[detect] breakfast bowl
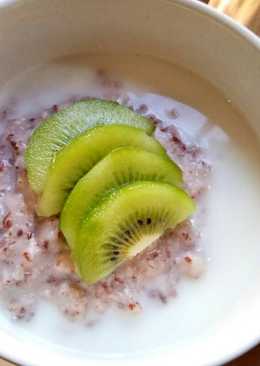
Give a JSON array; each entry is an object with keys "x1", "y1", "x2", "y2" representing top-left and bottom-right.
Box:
[{"x1": 0, "y1": 0, "x2": 259, "y2": 365}]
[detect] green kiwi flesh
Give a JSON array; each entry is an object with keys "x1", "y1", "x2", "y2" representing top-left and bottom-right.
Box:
[
  {"x1": 38, "y1": 125, "x2": 167, "y2": 217},
  {"x1": 75, "y1": 181, "x2": 195, "y2": 284},
  {"x1": 60, "y1": 146, "x2": 183, "y2": 248},
  {"x1": 25, "y1": 99, "x2": 154, "y2": 193}
]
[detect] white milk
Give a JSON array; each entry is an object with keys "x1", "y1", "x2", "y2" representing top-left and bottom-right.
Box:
[{"x1": 0, "y1": 55, "x2": 260, "y2": 357}]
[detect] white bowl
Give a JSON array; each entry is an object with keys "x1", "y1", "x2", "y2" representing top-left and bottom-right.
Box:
[{"x1": 0, "y1": 1, "x2": 259, "y2": 365}]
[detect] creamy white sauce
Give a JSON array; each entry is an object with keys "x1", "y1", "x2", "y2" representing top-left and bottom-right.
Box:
[{"x1": 0, "y1": 55, "x2": 260, "y2": 356}]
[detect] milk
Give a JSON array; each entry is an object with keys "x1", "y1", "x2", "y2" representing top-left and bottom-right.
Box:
[{"x1": 0, "y1": 55, "x2": 260, "y2": 357}]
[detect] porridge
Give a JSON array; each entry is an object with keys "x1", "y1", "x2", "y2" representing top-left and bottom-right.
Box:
[
  {"x1": 0, "y1": 55, "x2": 259, "y2": 355},
  {"x1": 0, "y1": 66, "x2": 209, "y2": 323}
]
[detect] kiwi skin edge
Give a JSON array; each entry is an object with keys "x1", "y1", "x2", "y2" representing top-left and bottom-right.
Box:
[{"x1": 25, "y1": 99, "x2": 154, "y2": 194}]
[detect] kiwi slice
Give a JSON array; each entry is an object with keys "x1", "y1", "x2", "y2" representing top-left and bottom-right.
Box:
[
  {"x1": 25, "y1": 99, "x2": 154, "y2": 193},
  {"x1": 74, "y1": 181, "x2": 195, "y2": 284},
  {"x1": 60, "y1": 146, "x2": 183, "y2": 248},
  {"x1": 38, "y1": 125, "x2": 167, "y2": 217}
]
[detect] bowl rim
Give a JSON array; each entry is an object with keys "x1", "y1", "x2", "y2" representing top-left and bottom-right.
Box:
[{"x1": 0, "y1": 0, "x2": 259, "y2": 366}]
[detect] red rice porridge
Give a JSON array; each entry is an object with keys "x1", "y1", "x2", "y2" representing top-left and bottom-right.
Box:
[{"x1": 0, "y1": 60, "x2": 212, "y2": 325}]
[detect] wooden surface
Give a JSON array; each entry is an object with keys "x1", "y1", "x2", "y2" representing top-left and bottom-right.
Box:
[
  {"x1": 0, "y1": 360, "x2": 12, "y2": 366},
  {"x1": 0, "y1": 0, "x2": 259, "y2": 365},
  {"x1": 209, "y1": 0, "x2": 260, "y2": 35}
]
